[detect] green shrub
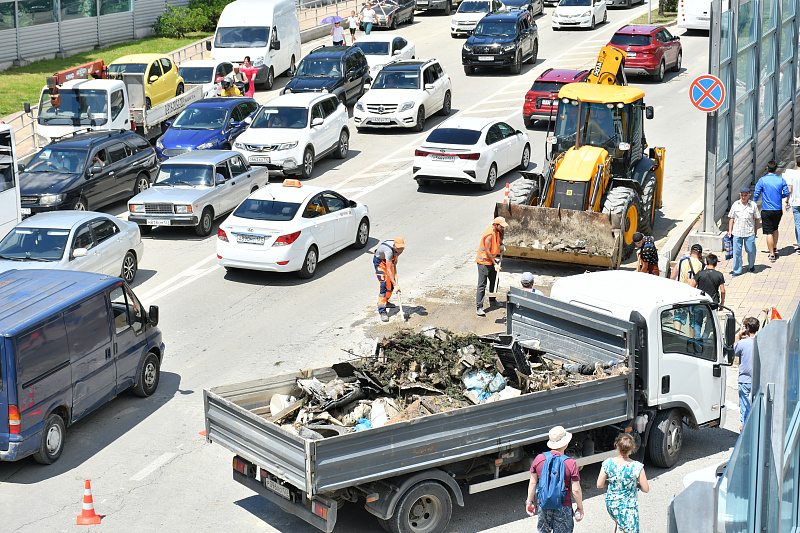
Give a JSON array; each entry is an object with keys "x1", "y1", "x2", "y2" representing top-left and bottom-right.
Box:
[
  {"x1": 189, "y1": 0, "x2": 234, "y2": 32},
  {"x1": 153, "y1": 5, "x2": 209, "y2": 38}
]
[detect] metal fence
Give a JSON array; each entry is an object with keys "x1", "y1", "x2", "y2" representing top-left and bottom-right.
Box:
[{"x1": 701, "y1": 0, "x2": 800, "y2": 231}]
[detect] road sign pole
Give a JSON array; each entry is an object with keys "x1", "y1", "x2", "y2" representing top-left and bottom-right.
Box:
[
  {"x1": 703, "y1": 110, "x2": 718, "y2": 233},
  {"x1": 648, "y1": 0, "x2": 651, "y2": 24}
]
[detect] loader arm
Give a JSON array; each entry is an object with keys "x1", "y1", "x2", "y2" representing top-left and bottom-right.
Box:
[{"x1": 585, "y1": 46, "x2": 627, "y2": 86}]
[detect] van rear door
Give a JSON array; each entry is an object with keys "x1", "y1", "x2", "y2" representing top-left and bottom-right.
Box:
[
  {"x1": 0, "y1": 339, "x2": 9, "y2": 452},
  {"x1": 109, "y1": 284, "x2": 148, "y2": 393}
]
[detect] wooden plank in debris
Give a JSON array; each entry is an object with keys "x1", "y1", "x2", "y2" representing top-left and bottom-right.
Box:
[{"x1": 268, "y1": 399, "x2": 305, "y2": 424}]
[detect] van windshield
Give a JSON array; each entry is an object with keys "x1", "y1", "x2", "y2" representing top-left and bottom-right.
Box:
[
  {"x1": 0, "y1": 227, "x2": 70, "y2": 261},
  {"x1": 215, "y1": 27, "x2": 270, "y2": 48}
]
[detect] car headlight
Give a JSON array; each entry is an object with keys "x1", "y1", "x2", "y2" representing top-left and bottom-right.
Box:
[
  {"x1": 39, "y1": 193, "x2": 64, "y2": 205},
  {"x1": 175, "y1": 205, "x2": 193, "y2": 214},
  {"x1": 355, "y1": 102, "x2": 365, "y2": 111},
  {"x1": 399, "y1": 101, "x2": 415, "y2": 112},
  {"x1": 581, "y1": 10, "x2": 591, "y2": 16},
  {"x1": 451, "y1": 18, "x2": 457, "y2": 24},
  {"x1": 252, "y1": 57, "x2": 264, "y2": 67},
  {"x1": 129, "y1": 203, "x2": 145, "y2": 213},
  {"x1": 502, "y1": 43, "x2": 516, "y2": 52},
  {"x1": 322, "y1": 88, "x2": 329, "y2": 93},
  {"x1": 156, "y1": 137, "x2": 164, "y2": 149},
  {"x1": 463, "y1": 44, "x2": 472, "y2": 52},
  {"x1": 197, "y1": 141, "x2": 215, "y2": 150},
  {"x1": 277, "y1": 141, "x2": 298, "y2": 150},
  {"x1": 234, "y1": 142, "x2": 245, "y2": 149}
]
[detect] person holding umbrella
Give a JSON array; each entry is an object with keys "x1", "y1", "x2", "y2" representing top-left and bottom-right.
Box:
[{"x1": 321, "y1": 15, "x2": 346, "y2": 45}]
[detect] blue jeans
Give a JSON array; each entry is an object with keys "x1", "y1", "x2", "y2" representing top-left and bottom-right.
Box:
[
  {"x1": 739, "y1": 382, "x2": 752, "y2": 426},
  {"x1": 363, "y1": 21, "x2": 373, "y2": 34},
  {"x1": 792, "y1": 206, "x2": 800, "y2": 247},
  {"x1": 732, "y1": 234, "x2": 756, "y2": 274}
]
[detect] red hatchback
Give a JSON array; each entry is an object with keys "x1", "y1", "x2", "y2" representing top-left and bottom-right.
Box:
[
  {"x1": 522, "y1": 68, "x2": 589, "y2": 127},
  {"x1": 608, "y1": 25, "x2": 682, "y2": 82}
]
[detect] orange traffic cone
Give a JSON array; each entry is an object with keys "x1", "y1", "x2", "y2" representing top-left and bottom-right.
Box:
[
  {"x1": 771, "y1": 307, "x2": 783, "y2": 320},
  {"x1": 77, "y1": 479, "x2": 102, "y2": 525}
]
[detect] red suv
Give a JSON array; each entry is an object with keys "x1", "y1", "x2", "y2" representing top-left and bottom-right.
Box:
[
  {"x1": 608, "y1": 25, "x2": 682, "y2": 82},
  {"x1": 522, "y1": 68, "x2": 589, "y2": 127}
]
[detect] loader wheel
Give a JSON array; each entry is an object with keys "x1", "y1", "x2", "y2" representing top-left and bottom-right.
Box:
[
  {"x1": 603, "y1": 187, "x2": 642, "y2": 261},
  {"x1": 508, "y1": 178, "x2": 539, "y2": 206},
  {"x1": 639, "y1": 173, "x2": 658, "y2": 235}
]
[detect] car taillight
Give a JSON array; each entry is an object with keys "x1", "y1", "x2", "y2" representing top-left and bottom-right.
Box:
[
  {"x1": 525, "y1": 91, "x2": 536, "y2": 102},
  {"x1": 415, "y1": 149, "x2": 429, "y2": 157},
  {"x1": 273, "y1": 231, "x2": 301, "y2": 246},
  {"x1": 218, "y1": 228, "x2": 228, "y2": 242},
  {"x1": 9, "y1": 405, "x2": 20, "y2": 434},
  {"x1": 458, "y1": 153, "x2": 480, "y2": 160}
]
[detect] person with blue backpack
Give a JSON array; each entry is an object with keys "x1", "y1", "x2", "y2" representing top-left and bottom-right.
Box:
[{"x1": 525, "y1": 426, "x2": 584, "y2": 533}]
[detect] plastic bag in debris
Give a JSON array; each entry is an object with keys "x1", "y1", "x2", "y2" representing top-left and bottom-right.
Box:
[
  {"x1": 354, "y1": 418, "x2": 372, "y2": 432},
  {"x1": 488, "y1": 373, "x2": 506, "y2": 393},
  {"x1": 369, "y1": 398, "x2": 401, "y2": 428},
  {"x1": 340, "y1": 401, "x2": 372, "y2": 426},
  {"x1": 462, "y1": 371, "x2": 493, "y2": 390},
  {"x1": 297, "y1": 378, "x2": 327, "y2": 400}
]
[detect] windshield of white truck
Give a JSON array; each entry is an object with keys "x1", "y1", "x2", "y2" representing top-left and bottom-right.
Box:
[
  {"x1": 24, "y1": 148, "x2": 87, "y2": 174},
  {"x1": 38, "y1": 89, "x2": 108, "y2": 126},
  {"x1": 0, "y1": 227, "x2": 69, "y2": 261},
  {"x1": 178, "y1": 67, "x2": 214, "y2": 84},
  {"x1": 153, "y1": 164, "x2": 214, "y2": 187},
  {"x1": 215, "y1": 27, "x2": 270, "y2": 48}
]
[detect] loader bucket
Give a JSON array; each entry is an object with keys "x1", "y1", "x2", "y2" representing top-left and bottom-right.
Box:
[{"x1": 495, "y1": 203, "x2": 623, "y2": 269}]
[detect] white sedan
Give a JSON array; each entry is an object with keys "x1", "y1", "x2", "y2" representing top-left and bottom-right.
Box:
[
  {"x1": 413, "y1": 117, "x2": 530, "y2": 190},
  {"x1": 551, "y1": 0, "x2": 607, "y2": 29},
  {"x1": 217, "y1": 180, "x2": 370, "y2": 278},
  {"x1": 0, "y1": 211, "x2": 143, "y2": 283},
  {"x1": 353, "y1": 34, "x2": 416, "y2": 80}
]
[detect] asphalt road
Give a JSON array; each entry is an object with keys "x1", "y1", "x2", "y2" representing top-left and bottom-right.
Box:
[{"x1": 0, "y1": 6, "x2": 738, "y2": 533}]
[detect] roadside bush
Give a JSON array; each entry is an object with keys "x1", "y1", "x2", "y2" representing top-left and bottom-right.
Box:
[
  {"x1": 153, "y1": 5, "x2": 209, "y2": 38},
  {"x1": 189, "y1": 0, "x2": 233, "y2": 32}
]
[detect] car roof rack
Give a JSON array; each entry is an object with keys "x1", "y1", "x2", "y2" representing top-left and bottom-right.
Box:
[{"x1": 50, "y1": 128, "x2": 126, "y2": 145}]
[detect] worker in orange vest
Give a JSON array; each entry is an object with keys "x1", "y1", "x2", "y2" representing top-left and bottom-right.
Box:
[
  {"x1": 374, "y1": 237, "x2": 404, "y2": 322},
  {"x1": 476, "y1": 217, "x2": 507, "y2": 316}
]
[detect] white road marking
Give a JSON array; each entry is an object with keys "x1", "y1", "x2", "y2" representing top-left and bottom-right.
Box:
[
  {"x1": 138, "y1": 254, "x2": 217, "y2": 302},
  {"x1": 147, "y1": 265, "x2": 222, "y2": 304},
  {"x1": 130, "y1": 452, "x2": 176, "y2": 481},
  {"x1": 352, "y1": 167, "x2": 410, "y2": 199},
  {"x1": 462, "y1": 107, "x2": 521, "y2": 113},
  {"x1": 382, "y1": 157, "x2": 415, "y2": 163},
  {"x1": 484, "y1": 97, "x2": 525, "y2": 103}
]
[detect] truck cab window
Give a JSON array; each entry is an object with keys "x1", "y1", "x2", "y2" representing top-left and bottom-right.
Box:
[
  {"x1": 660, "y1": 305, "x2": 717, "y2": 361},
  {"x1": 110, "y1": 90, "x2": 125, "y2": 120}
]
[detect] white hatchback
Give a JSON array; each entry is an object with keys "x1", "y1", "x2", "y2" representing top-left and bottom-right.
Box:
[
  {"x1": 0, "y1": 211, "x2": 144, "y2": 283},
  {"x1": 551, "y1": 0, "x2": 607, "y2": 29},
  {"x1": 217, "y1": 180, "x2": 370, "y2": 278},
  {"x1": 451, "y1": 0, "x2": 505, "y2": 37},
  {"x1": 354, "y1": 59, "x2": 452, "y2": 131},
  {"x1": 233, "y1": 93, "x2": 350, "y2": 179},
  {"x1": 413, "y1": 117, "x2": 530, "y2": 190},
  {"x1": 353, "y1": 34, "x2": 416, "y2": 80},
  {"x1": 177, "y1": 59, "x2": 235, "y2": 97}
]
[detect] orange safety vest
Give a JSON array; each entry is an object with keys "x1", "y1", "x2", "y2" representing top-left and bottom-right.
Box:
[{"x1": 476, "y1": 226, "x2": 500, "y2": 265}]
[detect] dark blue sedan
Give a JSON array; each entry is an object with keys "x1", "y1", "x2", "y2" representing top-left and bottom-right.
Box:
[{"x1": 155, "y1": 98, "x2": 260, "y2": 160}]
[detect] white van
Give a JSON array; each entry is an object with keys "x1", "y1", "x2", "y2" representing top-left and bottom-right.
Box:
[{"x1": 210, "y1": 0, "x2": 301, "y2": 91}]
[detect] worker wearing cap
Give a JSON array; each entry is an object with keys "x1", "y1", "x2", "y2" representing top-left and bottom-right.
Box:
[
  {"x1": 520, "y1": 272, "x2": 544, "y2": 295},
  {"x1": 476, "y1": 217, "x2": 507, "y2": 316},
  {"x1": 374, "y1": 238, "x2": 404, "y2": 322}
]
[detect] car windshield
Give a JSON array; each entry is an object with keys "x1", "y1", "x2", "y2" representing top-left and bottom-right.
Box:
[
  {"x1": 214, "y1": 26, "x2": 270, "y2": 48},
  {"x1": 250, "y1": 107, "x2": 308, "y2": 129},
  {"x1": 179, "y1": 66, "x2": 214, "y2": 84},
  {"x1": 173, "y1": 107, "x2": 229, "y2": 129},
  {"x1": 153, "y1": 164, "x2": 214, "y2": 187},
  {"x1": 233, "y1": 199, "x2": 301, "y2": 221},
  {"x1": 610, "y1": 34, "x2": 652, "y2": 46},
  {"x1": 108, "y1": 63, "x2": 147, "y2": 75},
  {"x1": 473, "y1": 20, "x2": 518, "y2": 36},
  {"x1": 354, "y1": 42, "x2": 390, "y2": 55},
  {"x1": 296, "y1": 58, "x2": 342, "y2": 77},
  {"x1": 459, "y1": 1, "x2": 491, "y2": 13},
  {"x1": 24, "y1": 148, "x2": 87, "y2": 174},
  {"x1": 372, "y1": 69, "x2": 420, "y2": 89},
  {"x1": 530, "y1": 81, "x2": 567, "y2": 94},
  {"x1": 0, "y1": 227, "x2": 70, "y2": 261},
  {"x1": 558, "y1": 0, "x2": 591, "y2": 6},
  {"x1": 37, "y1": 89, "x2": 108, "y2": 126},
  {"x1": 425, "y1": 128, "x2": 482, "y2": 145},
  {"x1": 555, "y1": 100, "x2": 627, "y2": 153}
]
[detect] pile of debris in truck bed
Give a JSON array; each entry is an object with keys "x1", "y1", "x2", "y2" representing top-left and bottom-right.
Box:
[{"x1": 268, "y1": 328, "x2": 628, "y2": 439}]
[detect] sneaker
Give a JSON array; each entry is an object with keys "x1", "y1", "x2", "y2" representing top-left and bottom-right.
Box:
[
  {"x1": 749, "y1": 267, "x2": 755, "y2": 273},
  {"x1": 380, "y1": 312, "x2": 389, "y2": 322},
  {"x1": 476, "y1": 307, "x2": 486, "y2": 317},
  {"x1": 731, "y1": 271, "x2": 740, "y2": 277},
  {"x1": 796, "y1": 247, "x2": 800, "y2": 255}
]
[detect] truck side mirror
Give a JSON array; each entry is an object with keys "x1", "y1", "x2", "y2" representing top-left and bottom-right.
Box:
[
  {"x1": 205, "y1": 40, "x2": 212, "y2": 51},
  {"x1": 23, "y1": 102, "x2": 31, "y2": 114},
  {"x1": 645, "y1": 106, "x2": 654, "y2": 119},
  {"x1": 148, "y1": 305, "x2": 159, "y2": 326},
  {"x1": 724, "y1": 314, "x2": 736, "y2": 348},
  {"x1": 18, "y1": 163, "x2": 25, "y2": 172},
  {"x1": 271, "y1": 39, "x2": 281, "y2": 51}
]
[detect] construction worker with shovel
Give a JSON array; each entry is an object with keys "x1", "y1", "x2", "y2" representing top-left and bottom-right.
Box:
[
  {"x1": 476, "y1": 217, "x2": 507, "y2": 316},
  {"x1": 374, "y1": 237, "x2": 404, "y2": 322}
]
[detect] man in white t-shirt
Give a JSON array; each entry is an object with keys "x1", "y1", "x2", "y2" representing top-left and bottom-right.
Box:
[
  {"x1": 784, "y1": 155, "x2": 800, "y2": 253},
  {"x1": 359, "y1": 2, "x2": 380, "y2": 35}
]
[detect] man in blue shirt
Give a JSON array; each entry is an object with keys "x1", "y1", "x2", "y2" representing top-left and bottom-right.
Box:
[
  {"x1": 735, "y1": 316, "x2": 759, "y2": 431},
  {"x1": 754, "y1": 160, "x2": 790, "y2": 262}
]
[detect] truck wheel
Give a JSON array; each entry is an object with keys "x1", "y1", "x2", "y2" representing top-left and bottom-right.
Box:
[
  {"x1": 481, "y1": 163, "x2": 498, "y2": 191},
  {"x1": 33, "y1": 413, "x2": 66, "y2": 465},
  {"x1": 353, "y1": 217, "x2": 370, "y2": 248},
  {"x1": 508, "y1": 177, "x2": 539, "y2": 205},
  {"x1": 388, "y1": 481, "x2": 452, "y2": 533},
  {"x1": 638, "y1": 173, "x2": 657, "y2": 235},
  {"x1": 648, "y1": 409, "x2": 683, "y2": 468},
  {"x1": 133, "y1": 352, "x2": 161, "y2": 398},
  {"x1": 121, "y1": 251, "x2": 138, "y2": 283},
  {"x1": 145, "y1": 98, "x2": 152, "y2": 110},
  {"x1": 195, "y1": 207, "x2": 214, "y2": 237},
  {"x1": 299, "y1": 245, "x2": 318, "y2": 279},
  {"x1": 602, "y1": 187, "x2": 641, "y2": 261}
]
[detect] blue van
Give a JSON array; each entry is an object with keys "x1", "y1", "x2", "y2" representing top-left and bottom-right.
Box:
[{"x1": 0, "y1": 269, "x2": 164, "y2": 464}]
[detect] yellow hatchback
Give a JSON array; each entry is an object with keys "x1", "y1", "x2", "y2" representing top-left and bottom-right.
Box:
[{"x1": 108, "y1": 54, "x2": 185, "y2": 109}]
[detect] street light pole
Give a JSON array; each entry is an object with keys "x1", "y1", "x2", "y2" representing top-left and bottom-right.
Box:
[{"x1": 648, "y1": 0, "x2": 652, "y2": 23}]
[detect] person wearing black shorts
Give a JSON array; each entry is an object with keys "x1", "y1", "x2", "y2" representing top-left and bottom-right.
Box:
[{"x1": 754, "y1": 160, "x2": 790, "y2": 261}]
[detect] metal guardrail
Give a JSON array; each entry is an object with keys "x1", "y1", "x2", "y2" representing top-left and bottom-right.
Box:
[
  {"x1": 2, "y1": 108, "x2": 39, "y2": 160},
  {"x1": 297, "y1": 0, "x2": 362, "y2": 30}
]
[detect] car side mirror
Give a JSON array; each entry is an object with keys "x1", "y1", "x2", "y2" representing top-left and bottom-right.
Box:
[
  {"x1": 424, "y1": 83, "x2": 434, "y2": 90},
  {"x1": 165, "y1": 120, "x2": 172, "y2": 128},
  {"x1": 23, "y1": 102, "x2": 31, "y2": 114},
  {"x1": 516, "y1": 129, "x2": 522, "y2": 135},
  {"x1": 148, "y1": 305, "x2": 160, "y2": 326},
  {"x1": 18, "y1": 163, "x2": 25, "y2": 172},
  {"x1": 206, "y1": 41, "x2": 212, "y2": 51},
  {"x1": 393, "y1": 50, "x2": 402, "y2": 55},
  {"x1": 244, "y1": 116, "x2": 252, "y2": 124},
  {"x1": 88, "y1": 164, "x2": 103, "y2": 177},
  {"x1": 216, "y1": 175, "x2": 227, "y2": 185},
  {"x1": 674, "y1": 36, "x2": 680, "y2": 41},
  {"x1": 311, "y1": 117, "x2": 324, "y2": 126},
  {"x1": 229, "y1": 120, "x2": 240, "y2": 128},
  {"x1": 363, "y1": 81, "x2": 371, "y2": 91},
  {"x1": 271, "y1": 39, "x2": 281, "y2": 51},
  {"x1": 149, "y1": 75, "x2": 159, "y2": 83},
  {"x1": 645, "y1": 106, "x2": 654, "y2": 119},
  {"x1": 349, "y1": 200, "x2": 357, "y2": 208},
  {"x1": 72, "y1": 248, "x2": 88, "y2": 259}
]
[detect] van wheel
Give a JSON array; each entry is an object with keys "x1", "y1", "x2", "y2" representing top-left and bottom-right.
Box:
[
  {"x1": 387, "y1": 481, "x2": 452, "y2": 533},
  {"x1": 288, "y1": 56, "x2": 297, "y2": 77},
  {"x1": 33, "y1": 414, "x2": 66, "y2": 464},
  {"x1": 134, "y1": 352, "x2": 161, "y2": 398},
  {"x1": 121, "y1": 251, "x2": 138, "y2": 283},
  {"x1": 195, "y1": 207, "x2": 214, "y2": 237},
  {"x1": 264, "y1": 67, "x2": 275, "y2": 90}
]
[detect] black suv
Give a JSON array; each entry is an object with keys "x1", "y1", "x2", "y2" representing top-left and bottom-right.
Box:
[
  {"x1": 20, "y1": 130, "x2": 158, "y2": 214},
  {"x1": 462, "y1": 10, "x2": 539, "y2": 75},
  {"x1": 283, "y1": 45, "x2": 370, "y2": 105}
]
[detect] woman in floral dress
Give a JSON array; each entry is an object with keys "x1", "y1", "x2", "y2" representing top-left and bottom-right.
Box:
[{"x1": 596, "y1": 434, "x2": 650, "y2": 533}]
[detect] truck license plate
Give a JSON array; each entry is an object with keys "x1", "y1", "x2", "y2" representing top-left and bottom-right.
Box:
[
  {"x1": 250, "y1": 156, "x2": 270, "y2": 163},
  {"x1": 264, "y1": 477, "x2": 290, "y2": 499},
  {"x1": 146, "y1": 219, "x2": 171, "y2": 226},
  {"x1": 479, "y1": 56, "x2": 494, "y2": 61},
  {"x1": 236, "y1": 234, "x2": 265, "y2": 244},
  {"x1": 20, "y1": 207, "x2": 31, "y2": 215},
  {"x1": 371, "y1": 117, "x2": 391, "y2": 123}
]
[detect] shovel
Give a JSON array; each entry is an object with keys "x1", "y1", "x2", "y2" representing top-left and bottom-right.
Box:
[
  {"x1": 490, "y1": 251, "x2": 503, "y2": 298},
  {"x1": 395, "y1": 275, "x2": 409, "y2": 321}
]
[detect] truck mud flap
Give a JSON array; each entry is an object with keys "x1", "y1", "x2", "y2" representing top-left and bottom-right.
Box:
[{"x1": 495, "y1": 203, "x2": 623, "y2": 269}]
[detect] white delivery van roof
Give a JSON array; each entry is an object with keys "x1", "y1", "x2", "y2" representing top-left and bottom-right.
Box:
[{"x1": 217, "y1": 0, "x2": 294, "y2": 25}]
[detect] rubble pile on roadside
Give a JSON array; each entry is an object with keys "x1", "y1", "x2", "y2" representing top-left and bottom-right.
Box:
[{"x1": 267, "y1": 329, "x2": 628, "y2": 439}]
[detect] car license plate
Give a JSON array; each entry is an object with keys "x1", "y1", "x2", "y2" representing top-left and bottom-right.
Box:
[
  {"x1": 264, "y1": 477, "x2": 290, "y2": 500},
  {"x1": 479, "y1": 56, "x2": 494, "y2": 61},
  {"x1": 146, "y1": 219, "x2": 171, "y2": 226},
  {"x1": 541, "y1": 99, "x2": 551, "y2": 105},
  {"x1": 431, "y1": 155, "x2": 456, "y2": 161},
  {"x1": 236, "y1": 234, "x2": 265, "y2": 244},
  {"x1": 626, "y1": 52, "x2": 637, "y2": 58},
  {"x1": 250, "y1": 156, "x2": 270, "y2": 163},
  {"x1": 371, "y1": 117, "x2": 391, "y2": 123},
  {"x1": 20, "y1": 207, "x2": 31, "y2": 215}
]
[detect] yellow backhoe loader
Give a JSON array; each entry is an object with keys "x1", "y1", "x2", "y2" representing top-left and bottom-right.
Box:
[{"x1": 496, "y1": 46, "x2": 665, "y2": 269}]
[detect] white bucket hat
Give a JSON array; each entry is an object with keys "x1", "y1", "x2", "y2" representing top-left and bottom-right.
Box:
[{"x1": 547, "y1": 426, "x2": 572, "y2": 449}]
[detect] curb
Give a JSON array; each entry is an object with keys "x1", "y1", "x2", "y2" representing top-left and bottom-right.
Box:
[{"x1": 658, "y1": 199, "x2": 703, "y2": 277}]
